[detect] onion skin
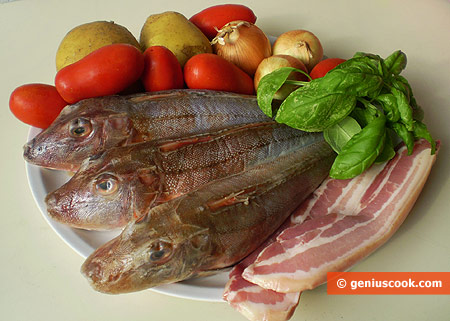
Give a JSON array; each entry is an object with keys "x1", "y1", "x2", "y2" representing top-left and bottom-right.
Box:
[
  {"x1": 212, "y1": 21, "x2": 272, "y2": 76},
  {"x1": 254, "y1": 55, "x2": 308, "y2": 100},
  {"x1": 272, "y1": 30, "x2": 323, "y2": 72}
]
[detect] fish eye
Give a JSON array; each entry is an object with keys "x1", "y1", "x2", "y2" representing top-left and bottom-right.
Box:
[
  {"x1": 148, "y1": 240, "x2": 173, "y2": 264},
  {"x1": 95, "y1": 174, "x2": 119, "y2": 196},
  {"x1": 69, "y1": 118, "x2": 92, "y2": 137}
]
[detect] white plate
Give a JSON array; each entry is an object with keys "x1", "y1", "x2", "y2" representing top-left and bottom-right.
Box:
[{"x1": 25, "y1": 126, "x2": 229, "y2": 302}]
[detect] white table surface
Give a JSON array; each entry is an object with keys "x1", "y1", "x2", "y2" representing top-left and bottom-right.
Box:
[{"x1": 1, "y1": 0, "x2": 449, "y2": 320}]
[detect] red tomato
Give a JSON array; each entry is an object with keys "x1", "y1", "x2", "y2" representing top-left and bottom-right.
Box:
[
  {"x1": 142, "y1": 46, "x2": 184, "y2": 92},
  {"x1": 184, "y1": 53, "x2": 254, "y2": 95},
  {"x1": 55, "y1": 44, "x2": 144, "y2": 103},
  {"x1": 9, "y1": 84, "x2": 67, "y2": 129},
  {"x1": 190, "y1": 4, "x2": 257, "y2": 40},
  {"x1": 309, "y1": 58, "x2": 347, "y2": 79}
]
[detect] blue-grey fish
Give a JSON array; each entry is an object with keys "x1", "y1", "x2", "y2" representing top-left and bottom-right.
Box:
[
  {"x1": 24, "y1": 89, "x2": 272, "y2": 171},
  {"x1": 45, "y1": 122, "x2": 325, "y2": 230},
  {"x1": 81, "y1": 134, "x2": 335, "y2": 294}
]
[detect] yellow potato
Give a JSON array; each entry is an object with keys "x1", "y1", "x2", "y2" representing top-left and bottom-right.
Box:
[
  {"x1": 139, "y1": 11, "x2": 212, "y2": 67},
  {"x1": 56, "y1": 21, "x2": 140, "y2": 71}
]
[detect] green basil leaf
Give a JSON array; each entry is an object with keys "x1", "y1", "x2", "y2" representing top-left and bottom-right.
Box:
[
  {"x1": 350, "y1": 106, "x2": 377, "y2": 127},
  {"x1": 329, "y1": 115, "x2": 386, "y2": 179},
  {"x1": 275, "y1": 83, "x2": 357, "y2": 132},
  {"x1": 390, "y1": 122, "x2": 414, "y2": 155},
  {"x1": 413, "y1": 120, "x2": 436, "y2": 154},
  {"x1": 256, "y1": 67, "x2": 306, "y2": 118},
  {"x1": 384, "y1": 50, "x2": 407, "y2": 75},
  {"x1": 323, "y1": 116, "x2": 362, "y2": 154},
  {"x1": 391, "y1": 87, "x2": 413, "y2": 131},
  {"x1": 357, "y1": 98, "x2": 381, "y2": 115},
  {"x1": 323, "y1": 56, "x2": 384, "y2": 98},
  {"x1": 352, "y1": 52, "x2": 383, "y2": 61},
  {"x1": 350, "y1": 52, "x2": 389, "y2": 87},
  {"x1": 378, "y1": 60, "x2": 389, "y2": 80},
  {"x1": 374, "y1": 131, "x2": 396, "y2": 163},
  {"x1": 376, "y1": 93, "x2": 400, "y2": 122},
  {"x1": 396, "y1": 75, "x2": 424, "y2": 121},
  {"x1": 391, "y1": 78, "x2": 411, "y2": 103}
]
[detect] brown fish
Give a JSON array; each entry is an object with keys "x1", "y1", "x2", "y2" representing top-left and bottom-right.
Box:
[
  {"x1": 80, "y1": 134, "x2": 335, "y2": 294},
  {"x1": 23, "y1": 90, "x2": 272, "y2": 172},
  {"x1": 45, "y1": 122, "x2": 325, "y2": 230}
]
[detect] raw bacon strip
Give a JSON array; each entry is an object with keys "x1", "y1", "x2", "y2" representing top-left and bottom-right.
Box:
[
  {"x1": 223, "y1": 263, "x2": 300, "y2": 321},
  {"x1": 223, "y1": 222, "x2": 301, "y2": 321},
  {"x1": 288, "y1": 161, "x2": 385, "y2": 225},
  {"x1": 243, "y1": 140, "x2": 438, "y2": 293}
]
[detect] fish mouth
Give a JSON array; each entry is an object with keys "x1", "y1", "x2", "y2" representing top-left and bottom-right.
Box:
[
  {"x1": 81, "y1": 262, "x2": 124, "y2": 294},
  {"x1": 23, "y1": 140, "x2": 45, "y2": 165},
  {"x1": 81, "y1": 237, "x2": 187, "y2": 294},
  {"x1": 81, "y1": 240, "x2": 134, "y2": 294},
  {"x1": 45, "y1": 192, "x2": 61, "y2": 218},
  {"x1": 23, "y1": 139, "x2": 78, "y2": 171},
  {"x1": 45, "y1": 191, "x2": 82, "y2": 227}
]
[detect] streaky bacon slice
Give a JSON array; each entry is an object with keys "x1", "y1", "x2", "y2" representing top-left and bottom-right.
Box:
[
  {"x1": 242, "y1": 139, "x2": 439, "y2": 293},
  {"x1": 223, "y1": 221, "x2": 301, "y2": 321}
]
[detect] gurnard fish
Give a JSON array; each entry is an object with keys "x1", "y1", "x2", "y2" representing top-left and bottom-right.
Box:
[
  {"x1": 45, "y1": 122, "x2": 324, "y2": 230},
  {"x1": 80, "y1": 134, "x2": 335, "y2": 294},
  {"x1": 23, "y1": 89, "x2": 273, "y2": 172},
  {"x1": 224, "y1": 139, "x2": 438, "y2": 321}
]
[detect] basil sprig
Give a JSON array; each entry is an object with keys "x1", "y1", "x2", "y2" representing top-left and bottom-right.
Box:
[
  {"x1": 330, "y1": 114, "x2": 386, "y2": 179},
  {"x1": 256, "y1": 50, "x2": 436, "y2": 179}
]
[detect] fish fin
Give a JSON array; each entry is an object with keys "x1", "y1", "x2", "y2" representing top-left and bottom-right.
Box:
[
  {"x1": 137, "y1": 168, "x2": 159, "y2": 186},
  {"x1": 130, "y1": 169, "x2": 161, "y2": 223},
  {"x1": 134, "y1": 210, "x2": 156, "y2": 223},
  {"x1": 191, "y1": 267, "x2": 232, "y2": 279},
  {"x1": 101, "y1": 113, "x2": 134, "y2": 144},
  {"x1": 206, "y1": 187, "x2": 257, "y2": 212},
  {"x1": 158, "y1": 136, "x2": 213, "y2": 152},
  {"x1": 128, "y1": 91, "x2": 183, "y2": 103},
  {"x1": 154, "y1": 192, "x2": 184, "y2": 204},
  {"x1": 131, "y1": 191, "x2": 159, "y2": 221},
  {"x1": 134, "y1": 211, "x2": 145, "y2": 222},
  {"x1": 188, "y1": 229, "x2": 210, "y2": 252},
  {"x1": 104, "y1": 113, "x2": 132, "y2": 132},
  {"x1": 158, "y1": 122, "x2": 276, "y2": 153}
]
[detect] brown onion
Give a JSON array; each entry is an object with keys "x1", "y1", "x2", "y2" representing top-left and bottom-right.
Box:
[
  {"x1": 211, "y1": 21, "x2": 272, "y2": 76},
  {"x1": 272, "y1": 30, "x2": 323, "y2": 72},
  {"x1": 254, "y1": 55, "x2": 308, "y2": 100}
]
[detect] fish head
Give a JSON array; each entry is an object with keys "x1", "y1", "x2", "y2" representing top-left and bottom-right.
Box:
[
  {"x1": 81, "y1": 204, "x2": 211, "y2": 293},
  {"x1": 23, "y1": 98, "x2": 134, "y2": 171},
  {"x1": 45, "y1": 144, "x2": 162, "y2": 230}
]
